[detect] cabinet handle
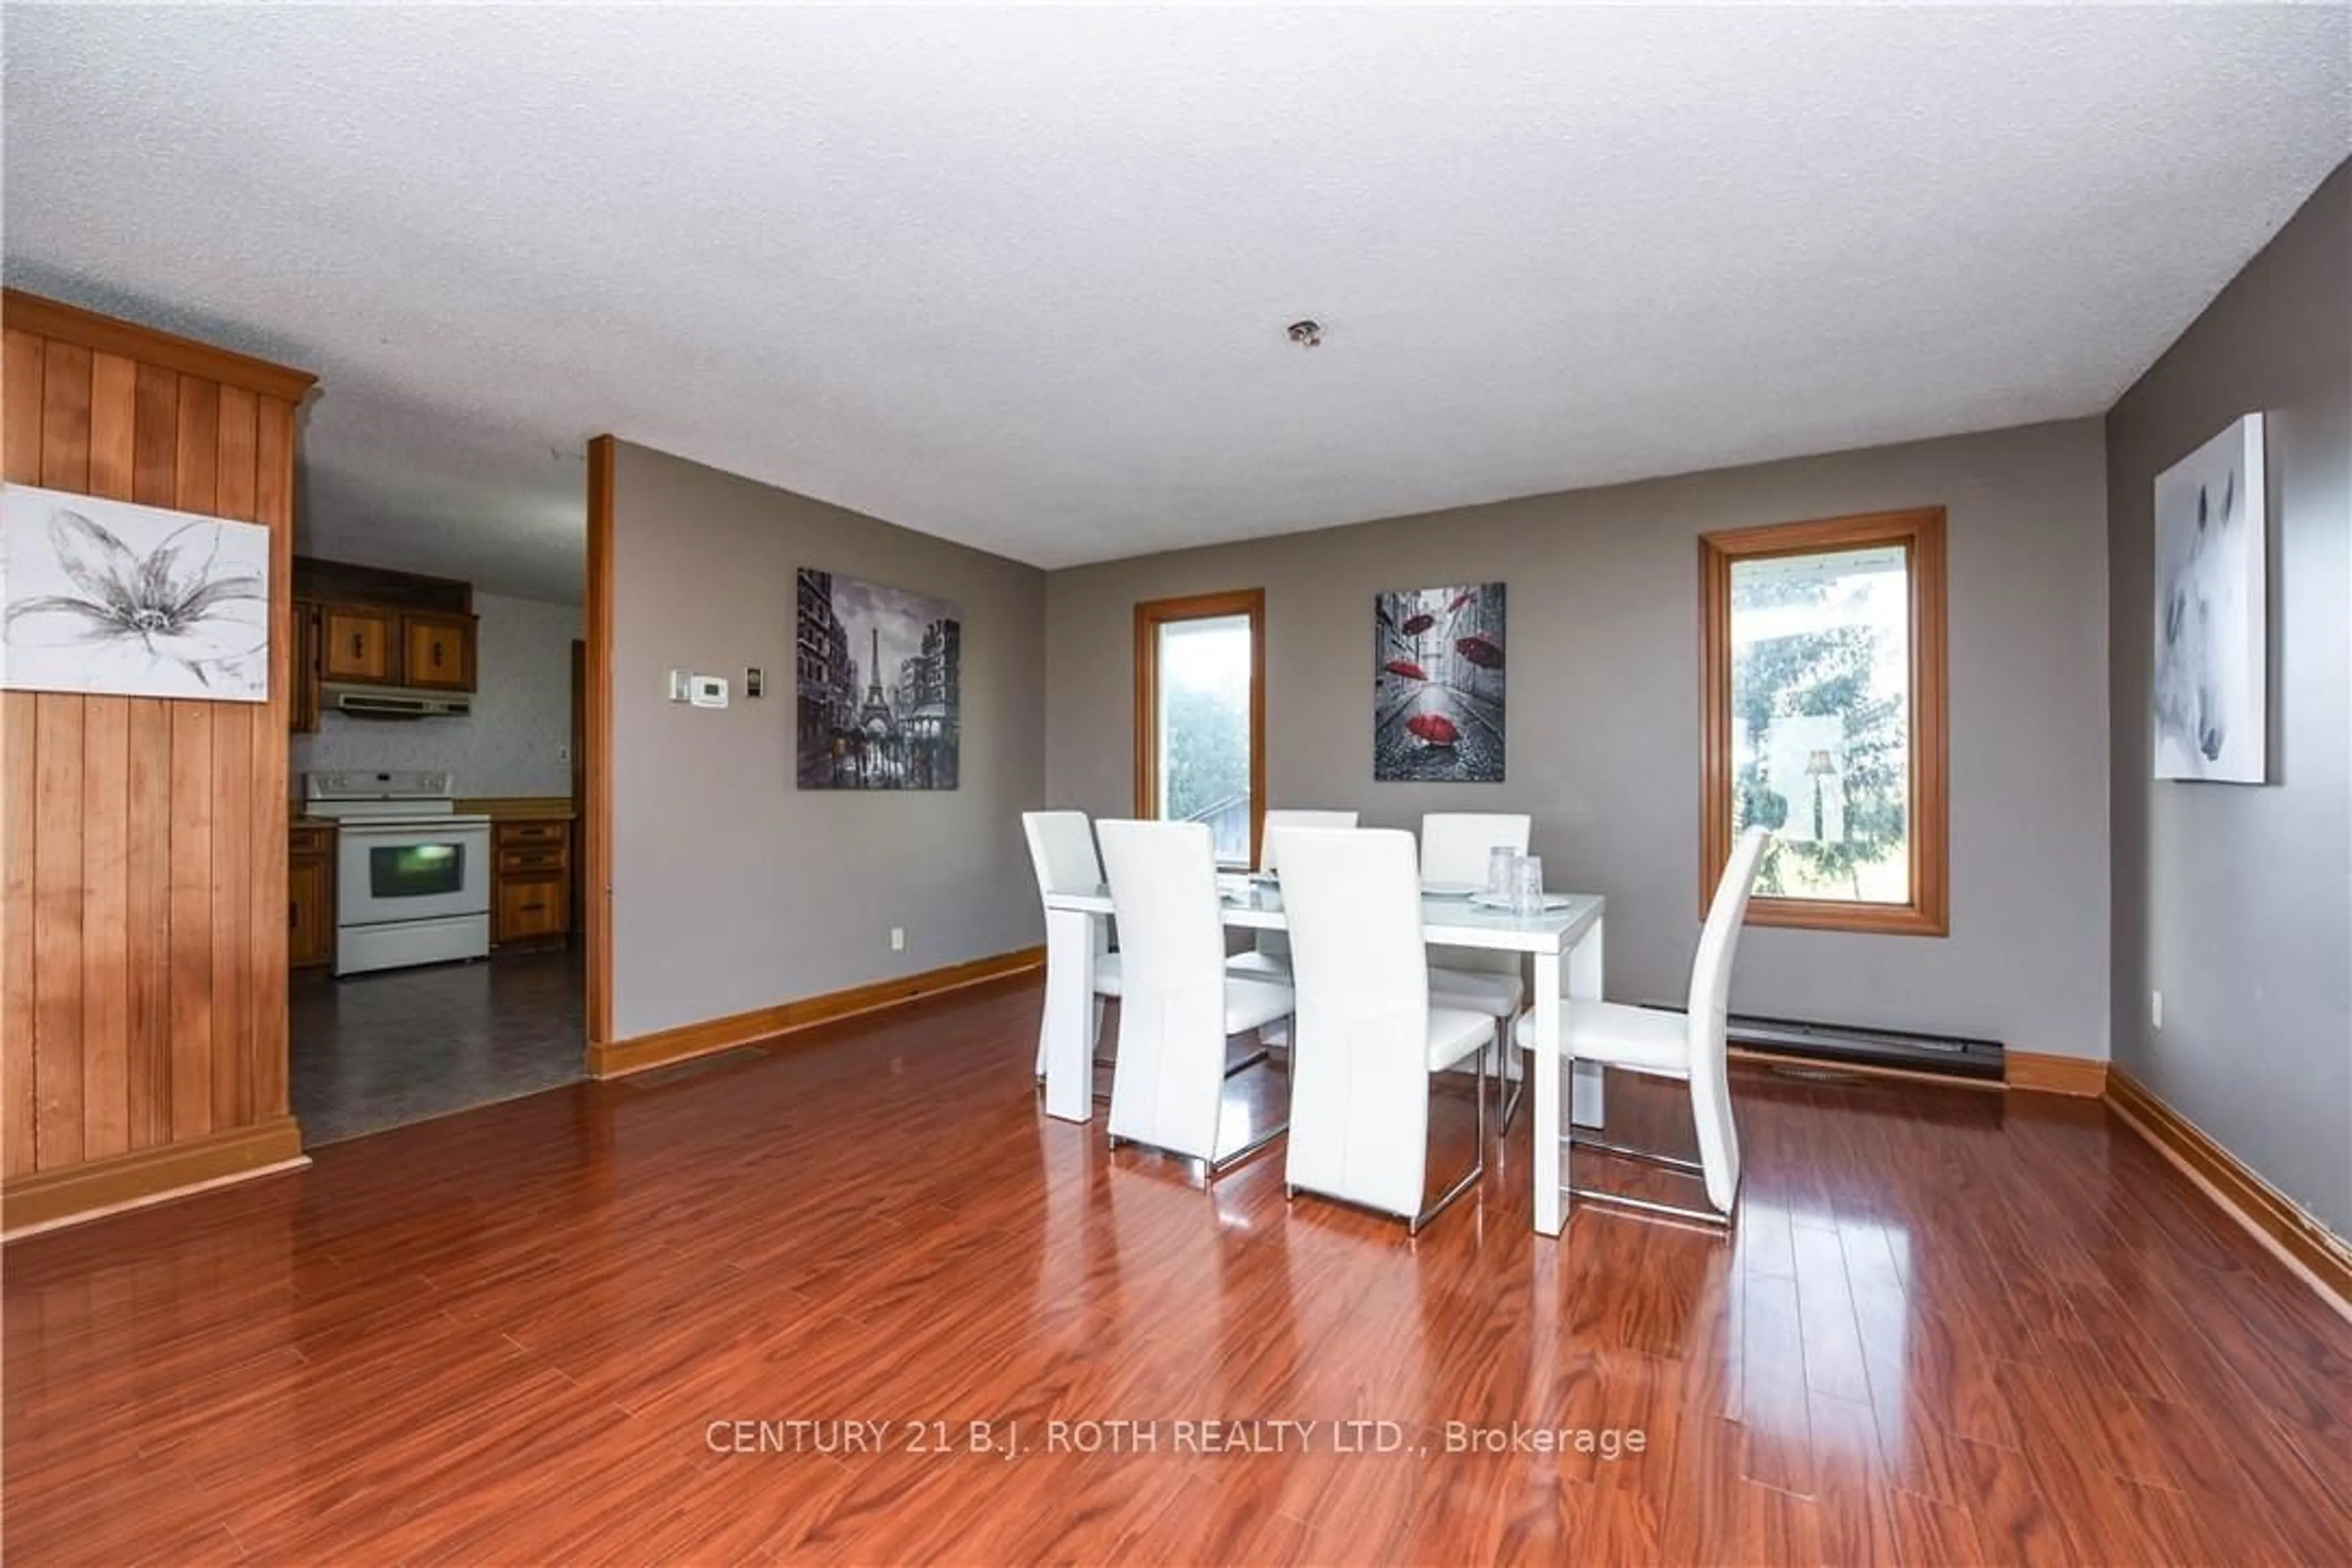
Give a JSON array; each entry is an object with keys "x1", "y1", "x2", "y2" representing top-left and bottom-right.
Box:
[
  {"x1": 289, "y1": 901, "x2": 299, "y2": 930},
  {"x1": 431, "y1": 641, "x2": 443, "y2": 668},
  {"x1": 521, "y1": 902, "x2": 545, "y2": 913},
  {"x1": 351, "y1": 632, "x2": 364, "y2": 658}
]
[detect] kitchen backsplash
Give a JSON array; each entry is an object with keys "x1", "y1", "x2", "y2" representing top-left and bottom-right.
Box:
[{"x1": 293, "y1": 589, "x2": 582, "y2": 796}]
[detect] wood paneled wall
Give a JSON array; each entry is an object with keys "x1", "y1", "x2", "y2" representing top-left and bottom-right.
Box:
[{"x1": 2, "y1": 292, "x2": 314, "y2": 1232}]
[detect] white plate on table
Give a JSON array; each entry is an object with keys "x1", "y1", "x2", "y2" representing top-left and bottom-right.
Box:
[
  {"x1": 1469, "y1": 891, "x2": 1575, "y2": 911},
  {"x1": 1420, "y1": 881, "x2": 1482, "y2": 899}
]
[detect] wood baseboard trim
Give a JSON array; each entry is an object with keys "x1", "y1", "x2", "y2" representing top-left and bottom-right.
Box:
[
  {"x1": 2105, "y1": 1068, "x2": 2352, "y2": 1322},
  {"x1": 2005, "y1": 1050, "x2": 2109, "y2": 1097},
  {"x1": 1728, "y1": 1046, "x2": 2006, "y2": 1094},
  {"x1": 588, "y1": 945, "x2": 1046, "y2": 1080},
  {"x1": 3, "y1": 1117, "x2": 309, "y2": 1238}
]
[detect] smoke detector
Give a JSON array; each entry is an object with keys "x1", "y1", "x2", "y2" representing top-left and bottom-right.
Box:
[{"x1": 1286, "y1": 320, "x2": 1324, "y2": 348}]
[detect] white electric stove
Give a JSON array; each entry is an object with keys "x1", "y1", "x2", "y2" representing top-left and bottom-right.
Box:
[{"x1": 302, "y1": 771, "x2": 492, "y2": 976}]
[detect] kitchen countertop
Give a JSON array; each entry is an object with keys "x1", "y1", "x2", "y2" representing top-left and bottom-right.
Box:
[{"x1": 456, "y1": 796, "x2": 577, "y2": 822}]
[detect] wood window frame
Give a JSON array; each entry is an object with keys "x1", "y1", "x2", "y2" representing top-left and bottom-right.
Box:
[
  {"x1": 1134, "y1": 589, "x2": 1267, "y2": 869},
  {"x1": 1699, "y1": 507, "x2": 1948, "y2": 937}
]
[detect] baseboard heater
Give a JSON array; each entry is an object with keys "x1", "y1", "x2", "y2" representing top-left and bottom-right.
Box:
[{"x1": 1638, "y1": 1003, "x2": 2005, "y2": 1082}]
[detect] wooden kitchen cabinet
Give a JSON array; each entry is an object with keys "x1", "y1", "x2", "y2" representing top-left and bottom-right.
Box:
[
  {"x1": 290, "y1": 600, "x2": 323, "y2": 733},
  {"x1": 289, "y1": 821, "x2": 336, "y2": 970},
  {"x1": 495, "y1": 876, "x2": 570, "y2": 943},
  {"x1": 491, "y1": 817, "x2": 573, "y2": 946},
  {"x1": 400, "y1": 612, "x2": 477, "y2": 691},
  {"x1": 295, "y1": 557, "x2": 480, "y2": 695},
  {"x1": 320, "y1": 605, "x2": 395, "y2": 682}
]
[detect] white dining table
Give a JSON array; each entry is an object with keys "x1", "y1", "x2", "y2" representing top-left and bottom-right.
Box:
[{"x1": 1039, "y1": 878, "x2": 1607, "y2": 1237}]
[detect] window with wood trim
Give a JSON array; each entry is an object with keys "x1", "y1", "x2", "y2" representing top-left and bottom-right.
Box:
[
  {"x1": 1700, "y1": 508, "x2": 1948, "y2": 935},
  {"x1": 1134, "y1": 590, "x2": 1266, "y2": 869}
]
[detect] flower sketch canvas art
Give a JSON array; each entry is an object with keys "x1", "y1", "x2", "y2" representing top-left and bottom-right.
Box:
[
  {"x1": 2152, "y1": 414, "x2": 2266, "y2": 783},
  {"x1": 1, "y1": 484, "x2": 271, "y2": 702}
]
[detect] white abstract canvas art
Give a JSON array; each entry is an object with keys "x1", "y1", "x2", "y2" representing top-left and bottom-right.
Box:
[
  {"x1": 1, "y1": 483, "x2": 271, "y2": 701},
  {"x1": 2152, "y1": 413, "x2": 2266, "y2": 782}
]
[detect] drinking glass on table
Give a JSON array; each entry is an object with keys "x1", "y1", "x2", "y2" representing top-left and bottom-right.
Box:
[
  {"x1": 1512, "y1": 855, "x2": 1545, "y2": 917},
  {"x1": 1487, "y1": 846, "x2": 1518, "y2": 899}
]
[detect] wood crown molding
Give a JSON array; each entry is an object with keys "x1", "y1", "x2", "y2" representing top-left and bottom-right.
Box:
[
  {"x1": 2106, "y1": 1068, "x2": 2352, "y2": 1322},
  {"x1": 2, "y1": 1117, "x2": 307, "y2": 1237},
  {"x1": 588, "y1": 945, "x2": 1046, "y2": 1080},
  {"x1": 2005, "y1": 1050, "x2": 2108, "y2": 1098},
  {"x1": 2, "y1": 290, "x2": 317, "y2": 404}
]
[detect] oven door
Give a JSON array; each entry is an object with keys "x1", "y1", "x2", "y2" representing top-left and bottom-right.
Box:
[{"x1": 336, "y1": 821, "x2": 492, "y2": 927}]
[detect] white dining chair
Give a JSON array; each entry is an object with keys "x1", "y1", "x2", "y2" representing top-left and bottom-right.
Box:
[
  {"x1": 1513, "y1": 826, "x2": 1769, "y2": 1223},
  {"x1": 1098, "y1": 820, "x2": 1296, "y2": 1176},
  {"x1": 1023, "y1": 811, "x2": 1121, "y2": 1084},
  {"x1": 1276, "y1": 827, "x2": 1492, "y2": 1234},
  {"x1": 1226, "y1": 809, "x2": 1360, "y2": 984},
  {"x1": 1420, "y1": 812, "x2": 1532, "y2": 1119}
]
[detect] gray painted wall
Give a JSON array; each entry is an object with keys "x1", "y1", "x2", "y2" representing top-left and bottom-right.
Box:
[
  {"x1": 2106, "y1": 160, "x2": 2351, "y2": 1236},
  {"x1": 610, "y1": 441, "x2": 1047, "y2": 1039},
  {"x1": 1047, "y1": 420, "x2": 2112, "y2": 1061},
  {"x1": 292, "y1": 589, "x2": 582, "y2": 797}
]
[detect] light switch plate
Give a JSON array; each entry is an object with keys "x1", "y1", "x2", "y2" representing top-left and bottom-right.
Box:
[{"x1": 688, "y1": 674, "x2": 729, "y2": 709}]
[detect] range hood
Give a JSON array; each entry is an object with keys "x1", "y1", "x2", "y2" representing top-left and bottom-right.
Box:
[{"x1": 323, "y1": 682, "x2": 472, "y2": 720}]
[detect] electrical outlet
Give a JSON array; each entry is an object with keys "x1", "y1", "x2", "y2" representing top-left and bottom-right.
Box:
[
  {"x1": 890, "y1": 927, "x2": 905, "y2": 952},
  {"x1": 557, "y1": 744, "x2": 571, "y2": 763},
  {"x1": 2151, "y1": 990, "x2": 2163, "y2": 1031}
]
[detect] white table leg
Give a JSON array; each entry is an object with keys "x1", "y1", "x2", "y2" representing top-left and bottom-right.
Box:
[
  {"x1": 1531, "y1": 949, "x2": 1562, "y2": 1237},
  {"x1": 1569, "y1": 916, "x2": 1605, "y2": 1129},
  {"x1": 1042, "y1": 908, "x2": 1097, "y2": 1123}
]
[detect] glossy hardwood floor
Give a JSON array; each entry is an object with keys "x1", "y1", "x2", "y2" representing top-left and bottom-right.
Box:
[{"x1": 6, "y1": 978, "x2": 2349, "y2": 1565}]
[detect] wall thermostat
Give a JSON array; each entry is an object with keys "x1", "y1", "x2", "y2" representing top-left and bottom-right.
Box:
[{"x1": 688, "y1": 674, "x2": 729, "y2": 709}]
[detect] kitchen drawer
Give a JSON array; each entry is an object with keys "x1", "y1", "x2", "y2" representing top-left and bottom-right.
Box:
[
  {"x1": 290, "y1": 821, "x2": 335, "y2": 859},
  {"x1": 497, "y1": 845, "x2": 569, "y2": 875},
  {"x1": 496, "y1": 876, "x2": 570, "y2": 943},
  {"x1": 494, "y1": 820, "x2": 570, "y2": 846}
]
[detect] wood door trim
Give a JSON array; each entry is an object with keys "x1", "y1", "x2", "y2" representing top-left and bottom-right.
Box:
[
  {"x1": 2, "y1": 290, "x2": 316, "y2": 404},
  {"x1": 587, "y1": 945, "x2": 1046, "y2": 1079},
  {"x1": 1132, "y1": 588, "x2": 1267, "y2": 868},
  {"x1": 583, "y1": 436, "x2": 616, "y2": 1060}
]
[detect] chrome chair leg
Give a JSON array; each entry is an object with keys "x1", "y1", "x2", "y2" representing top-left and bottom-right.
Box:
[
  {"x1": 1562, "y1": 1131, "x2": 1730, "y2": 1227},
  {"x1": 1410, "y1": 1046, "x2": 1487, "y2": 1235},
  {"x1": 1569, "y1": 1133, "x2": 1703, "y2": 1174},
  {"x1": 1566, "y1": 1183, "x2": 1730, "y2": 1227},
  {"x1": 1205, "y1": 1120, "x2": 1288, "y2": 1179}
]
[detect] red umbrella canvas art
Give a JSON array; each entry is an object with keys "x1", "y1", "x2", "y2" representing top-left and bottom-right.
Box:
[{"x1": 1373, "y1": 582, "x2": 1506, "y2": 782}]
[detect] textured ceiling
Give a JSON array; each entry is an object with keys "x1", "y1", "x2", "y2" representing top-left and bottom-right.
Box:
[{"x1": 6, "y1": 6, "x2": 2347, "y2": 598}]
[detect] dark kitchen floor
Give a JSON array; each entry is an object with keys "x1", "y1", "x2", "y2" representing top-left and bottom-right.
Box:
[{"x1": 290, "y1": 946, "x2": 585, "y2": 1145}]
